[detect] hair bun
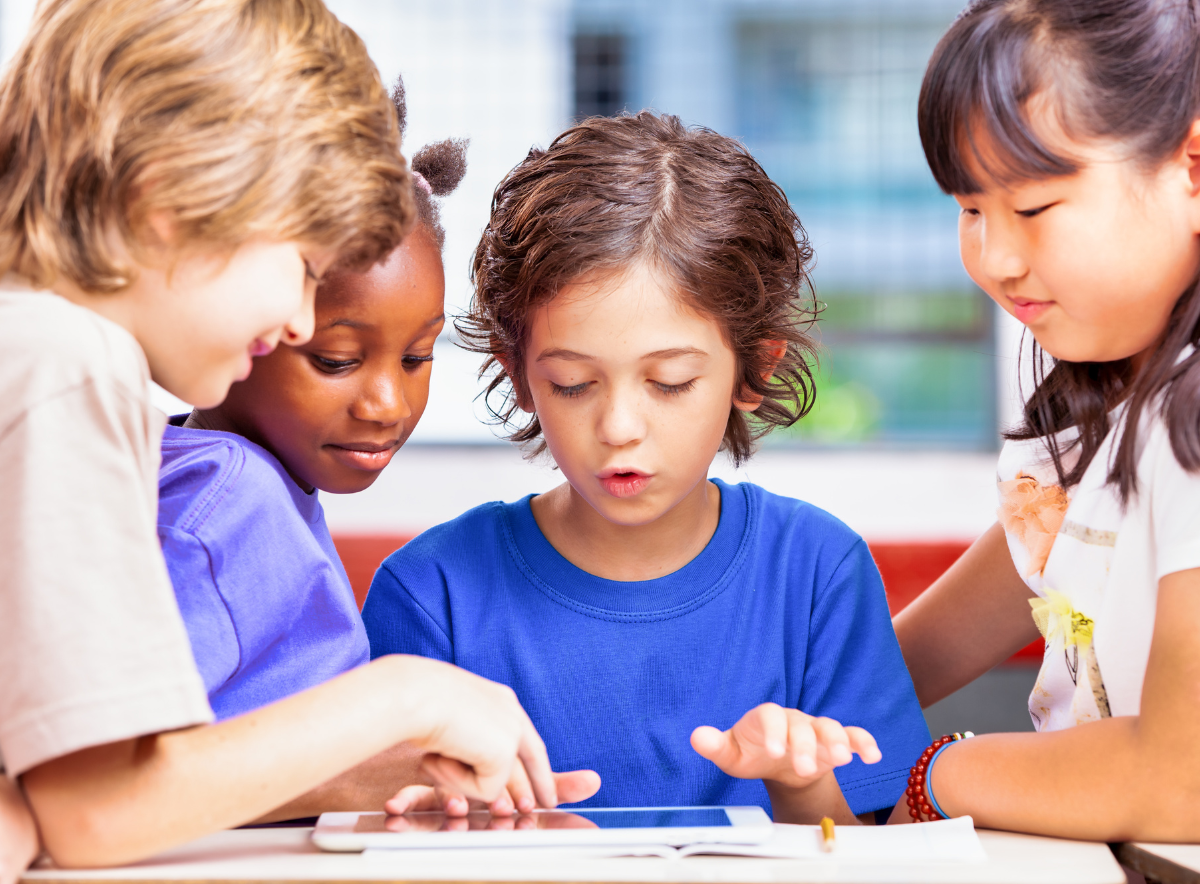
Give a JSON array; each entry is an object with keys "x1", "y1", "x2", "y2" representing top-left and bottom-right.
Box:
[{"x1": 412, "y1": 138, "x2": 469, "y2": 196}]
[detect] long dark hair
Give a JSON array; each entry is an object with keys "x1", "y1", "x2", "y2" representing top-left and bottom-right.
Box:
[{"x1": 918, "y1": 0, "x2": 1200, "y2": 503}]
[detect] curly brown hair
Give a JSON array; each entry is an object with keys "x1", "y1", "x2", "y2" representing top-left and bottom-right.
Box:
[{"x1": 458, "y1": 111, "x2": 819, "y2": 465}]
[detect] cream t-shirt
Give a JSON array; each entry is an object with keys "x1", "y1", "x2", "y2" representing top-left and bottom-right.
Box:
[
  {"x1": 0, "y1": 277, "x2": 212, "y2": 776},
  {"x1": 997, "y1": 380, "x2": 1200, "y2": 731}
]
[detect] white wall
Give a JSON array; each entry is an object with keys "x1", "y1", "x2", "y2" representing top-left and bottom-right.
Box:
[{"x1": 0, "y1": 0, "x2": 1006, "y2": 540}]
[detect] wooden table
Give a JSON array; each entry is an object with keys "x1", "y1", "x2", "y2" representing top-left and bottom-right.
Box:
[
  {"x1": 22, "y1": 825, "x2": 1126, "y2": 884},
  {"x1": 1113, "y1": 842, "x2": 1200, "y2": 884}
]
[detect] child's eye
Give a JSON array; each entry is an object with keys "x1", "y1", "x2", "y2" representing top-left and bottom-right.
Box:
[
  {"x1": 1016, "y1": 202, "x2": 1056, "y2": 218},
  {"x1": 550, "y1": 381, "x2": 589, "y2": 398},
  {"x1": 652, "y1": 379, "x2": 697, "y2": 396},
  {"x1": 311, "y1": 354, "x2": 356, "y2": 373},
  {"x1": 402, "y1": 354, "x2": 434, "y2": 369},
  {"x1": 959, "y1": 207, "x2": 980, "y2": 217}
]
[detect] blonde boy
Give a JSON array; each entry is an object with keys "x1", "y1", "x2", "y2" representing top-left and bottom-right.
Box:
[{"x1": 0, "y1": 0, "x2": 558, "y2": 869}]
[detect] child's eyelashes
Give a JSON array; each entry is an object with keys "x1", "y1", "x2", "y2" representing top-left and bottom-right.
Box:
[
  {"x1": 653, "y1": 379, "x2": 697, "y2": 396},
  {"x1": 310, "y1": 354, "x2": 357, "y2": 373},
  {"x1": 548, "y1": 379, "x2": 698, "y2": 398},
  {"x1": 1016, "y1": 202, "x2": 1057, "y2": 218},
  {"x1": 402, "y1": 354, "x2": 435, "y2": 369},
  {"x1": 550, "y1": 381, "x2": 589, "y2": 398}
]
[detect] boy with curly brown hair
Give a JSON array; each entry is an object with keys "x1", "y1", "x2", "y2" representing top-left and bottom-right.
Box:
[{"x1": 364, "y1": 112, "x2": 930, "y2": 826}]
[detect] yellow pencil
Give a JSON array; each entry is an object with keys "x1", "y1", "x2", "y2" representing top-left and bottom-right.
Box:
[{"x1": 820, "y1": 816, "x2": 835, "y2": 853}]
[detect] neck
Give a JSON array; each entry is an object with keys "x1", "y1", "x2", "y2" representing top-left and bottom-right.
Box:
[
  {"x1": 530, "y1": 477, "x2": 720, "y2": 582},
  {"x1": 50, "y1": 276, "x2": 139, "y2": 339}
]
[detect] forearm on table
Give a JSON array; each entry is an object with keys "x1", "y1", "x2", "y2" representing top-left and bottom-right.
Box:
[
  {"x1": 893, "y1": 522, "x2": 1040, "y2": 707},
  {"x1": 0, "y1": 776, "x2": 39, "y2": 884},
  {"x1": 253, "y1": 742, "x2": 428, "y2": 823},
  {"x1": 22, "y1": 655, "x2": 436, "y2": 867},
  {"x1": 932, "y1": 718, "x2": 1200, "y2": 841},
  {"x1": 764, "y1": 773, "x2": 860, "y2": 826}
]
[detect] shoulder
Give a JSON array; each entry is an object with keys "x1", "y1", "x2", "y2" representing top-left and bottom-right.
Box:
[
  {"x1": 379, "y1": 499, "x2": 514, "y2": 580},
  {"x1": 158, "y1": 425, "x2": 297, "y2": 534},
  {"x1": 0, "y1": 282, "x2": 149, "y2": 405},
  {"x1": 723, "y1": 479, "x2": 864, "y2": 555}
]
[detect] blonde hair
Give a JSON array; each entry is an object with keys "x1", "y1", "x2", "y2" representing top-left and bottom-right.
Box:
[{"x1": 0, "y1": 0, "x2": 412, "y2": 293}]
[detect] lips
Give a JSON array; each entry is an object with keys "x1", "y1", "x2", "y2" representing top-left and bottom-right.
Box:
[
  {"x1": 1009, "y1": 297, "x2": 1053, "y2": 325},
  {"x1": 325, "y1": 440, "x2": 400, "y2": 472},
  {"x1": 597, "y1": 468, "x2": 651, "y2": 498},
  {"x1": 249, "y1": 338, "x2": 276, "y2": 358}
]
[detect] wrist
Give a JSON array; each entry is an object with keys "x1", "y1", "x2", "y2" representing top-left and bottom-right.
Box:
[{"x1": 906, "y1": 732, "x2": 972, "y2": 822}]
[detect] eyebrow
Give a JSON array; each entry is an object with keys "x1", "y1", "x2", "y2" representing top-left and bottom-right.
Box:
[{"x1": 536, "y1": 346, "x2": 708, "y2": 362}]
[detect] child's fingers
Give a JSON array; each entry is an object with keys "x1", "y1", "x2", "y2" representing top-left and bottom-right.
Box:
[
  {"x1": 785, "y1": 712, "x2": 819, "y2": 777},
  {"x1": 503, "y1": 755, "x2": 536, "y2": 813},
  {"x1": 515, "y1": 714, "x2": 559, "y2": 808},
  {"x1": 846, "y1": 726, "x2": 882, "y2": 764},
  {"x1": 753, "y1": 703, "x2": 790, "y2": 759},
  {"x1": 690, "y1": 724, "x2": 736, "y2": 766},
  {"x1": 554, "y1": 769, "x2": 602, "y2": 804},
  {"x1": 419, "y1": 752, "x2": 507, "y2": 805},
  {"x1": 384, "y1": 784, "x2": 465, "y2": 816},
  {"x1": 810, "y1": 716, "x2": 853, "y2": 767}
]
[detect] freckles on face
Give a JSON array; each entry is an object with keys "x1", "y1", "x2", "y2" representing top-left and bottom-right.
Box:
[
  {"x1": 214, "y1": 227, "x2": 446, "y2": 493},
  {"x1": 523, "y1": 263, "x2": 739, "y2": 526}
]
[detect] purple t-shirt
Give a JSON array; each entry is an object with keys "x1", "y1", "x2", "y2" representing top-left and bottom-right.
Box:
[{"x1": 157, "y1": 424, "x2": 369, "y2": 720}]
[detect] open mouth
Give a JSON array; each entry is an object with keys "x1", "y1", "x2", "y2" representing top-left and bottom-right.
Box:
[{"x1": 598, "y1": 469, "x2": 650, "y2": 498}]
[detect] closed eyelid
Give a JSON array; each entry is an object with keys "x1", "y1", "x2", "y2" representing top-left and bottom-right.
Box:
[{"x1": 1016, "y1": 202, "x2": 1057, "y2": 217}]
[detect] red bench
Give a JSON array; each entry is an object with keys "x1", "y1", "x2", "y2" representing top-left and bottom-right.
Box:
[{"x1": 332, "y1": 535, "x2": 1044, "y2": 664}]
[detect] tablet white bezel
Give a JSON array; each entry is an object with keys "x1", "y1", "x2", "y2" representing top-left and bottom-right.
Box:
[{"x1": 312, "y1": 806, "x2": 773, "y2": 852}]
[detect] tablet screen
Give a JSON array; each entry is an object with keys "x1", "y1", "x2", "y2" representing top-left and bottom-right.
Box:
[
  {"x1": 356, "y1": 807, "x2": 732, "y2": 834},
  {"x1": 570, "y1": 808, "x2": 731, "y2": 828}
]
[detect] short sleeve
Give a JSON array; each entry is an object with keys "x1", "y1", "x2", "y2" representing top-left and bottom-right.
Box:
[
  {"x1": 362, "y1": 557, "x2": 455, "y2": 663},
  {"x1": 158, "y1": 526, "x2": 240, "y2": 696},
  {"x1": 800, "y1": 539, "x2": 931, "y2": 814},
  {"x1": 1148, "y1": 423, "x2": 1200, "y2": 581},
  {"x1": 0, "y1": 379, "x2": 212, "y2": 775}
]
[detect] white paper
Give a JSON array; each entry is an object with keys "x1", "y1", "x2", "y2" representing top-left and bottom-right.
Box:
[{"x1": 363, "y1": 817, "x2": 987, "y2": 864}]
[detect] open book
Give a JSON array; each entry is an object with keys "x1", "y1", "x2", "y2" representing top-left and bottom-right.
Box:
[{"x1": 363, "y1": 817, "x2": 986, "y2": 864}]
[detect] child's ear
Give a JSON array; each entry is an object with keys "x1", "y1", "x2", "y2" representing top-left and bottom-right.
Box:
[
  {"x1": 733, "y1": 340, "x2": 788, "y2": 413},
  {"x1": 495, "y1": 353, "x2": 535, "y2": 413},
  {"x1": 1180, "y1": 118, "x2": 1200, "y2": 233}
]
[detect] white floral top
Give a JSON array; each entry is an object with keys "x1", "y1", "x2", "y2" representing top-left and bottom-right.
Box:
[{"x1": 997, "y1": 395, "x2": 1200, "y2": 731}]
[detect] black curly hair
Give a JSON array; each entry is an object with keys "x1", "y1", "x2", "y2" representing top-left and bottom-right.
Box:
[{"x1": 392, "y1": 75, "x2": 468, "y2": 251}]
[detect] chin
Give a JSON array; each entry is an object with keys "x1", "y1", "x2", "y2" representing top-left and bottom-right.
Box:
[
  {"x1": 320, "y1": 472, "x2": 383, "y2": 495},
  {"x1": 588, "y1": 492, "x2": 669, "y2": 528}
]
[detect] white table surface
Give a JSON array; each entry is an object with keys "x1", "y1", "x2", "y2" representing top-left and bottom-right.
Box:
[{"x1": 22, "y1": 825, "x2": 1126, "y2": 884}]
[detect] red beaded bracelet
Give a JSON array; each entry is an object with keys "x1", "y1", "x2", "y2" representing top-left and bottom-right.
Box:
[{"x1": 906, "y1": 732, "x2": 973, "y2": 822}]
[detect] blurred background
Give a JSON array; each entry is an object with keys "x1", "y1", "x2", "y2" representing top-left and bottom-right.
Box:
[{"x1": 0, "y1": 0, "x2": 1038, "y2": 735}]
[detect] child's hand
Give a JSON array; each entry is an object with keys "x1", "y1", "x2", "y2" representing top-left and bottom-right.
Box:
[
  {"x1": 690, "y1": 703, "x2": 881, "y2": 789},
  {"x1": 386, "y1": 769, "x2": 601, "y2": 817}
]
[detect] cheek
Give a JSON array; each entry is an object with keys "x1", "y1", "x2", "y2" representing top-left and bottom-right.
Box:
[{"x1": 957, "y1": 216, "x2": 984, "y2": 282}]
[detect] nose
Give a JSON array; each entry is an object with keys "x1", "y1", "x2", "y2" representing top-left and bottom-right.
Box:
[
  {"x1": 351, "y1": 368, "x2": 412, "y2": 426},
  {"x1": 974, "y1": 215, "x2": 1028, "y2": 284},
  {"x1": 595, "y1": 383, "x2": 646, "y2": 448},
  {"x1": 281, "y1": 281, "x2": 317, "y2": 346}
]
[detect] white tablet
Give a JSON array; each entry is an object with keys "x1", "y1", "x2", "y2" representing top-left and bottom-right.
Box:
[{"x1": 312, "y1": 806, "x2": 773, "y2": 852}]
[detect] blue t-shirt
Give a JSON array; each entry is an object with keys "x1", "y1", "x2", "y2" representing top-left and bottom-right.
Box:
[
  {"x1": 362, "y1": 479, "x2": 929, "y2": 817},
  {"x1": 158, "y1": 424, "x2": 369, "y2": 720}
]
